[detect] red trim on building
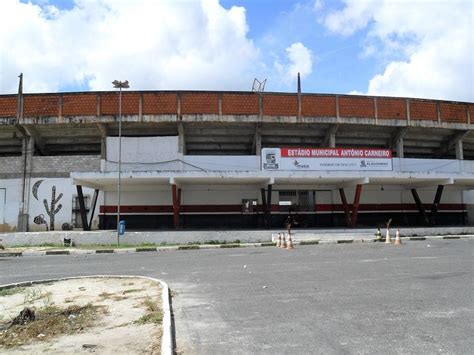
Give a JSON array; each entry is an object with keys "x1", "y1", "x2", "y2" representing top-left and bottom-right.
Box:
[{"x1": 100, "y1": 203, "x2": 466, "y2": 214}]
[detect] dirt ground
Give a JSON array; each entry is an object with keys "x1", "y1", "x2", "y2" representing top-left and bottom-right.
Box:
[{"x1": 0, "y1": 277, "x2": 162, "y2": 354}]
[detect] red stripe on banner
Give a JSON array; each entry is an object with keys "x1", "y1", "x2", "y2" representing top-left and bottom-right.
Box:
[
  {"x1": 280, "y1": 147, "x2": 392, "y2": 158},
  {"x1": 100, "y1": 203, "x2": 465, "y2": 214}
]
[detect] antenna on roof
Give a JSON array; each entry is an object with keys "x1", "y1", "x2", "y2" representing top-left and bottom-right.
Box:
[
  {"x1": 297, "y1": 72, "x2": 301, "y2": 95},
  {"x1": 252, "y1": 78, "x2": 267, "y2": 93}
]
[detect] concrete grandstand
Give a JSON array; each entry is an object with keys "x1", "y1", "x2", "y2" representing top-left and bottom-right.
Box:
[{"x1": 0, "y1": 90, "x2": 473, "y2": 231}]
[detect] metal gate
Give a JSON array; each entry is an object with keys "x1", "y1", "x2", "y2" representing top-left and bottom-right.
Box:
[{"x1": 278, "y1": 190, "x2": 314, "y2": 212}]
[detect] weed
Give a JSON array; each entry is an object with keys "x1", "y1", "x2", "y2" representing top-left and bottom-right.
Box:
[
  {"x1": 135, "y1": 298, "x2": 163, "y2": 325},
  {"x1": 23, "y1": 287, "x2": 53, "y2": 308},
  {"x1": 112, "y1": 295, "x2": 127, "y2": 301},
  {"x1": 122, "y1": 289, "x2": 143, "y2": 295},
  {"x1": 98, "y1": 292, "x2": 114, "y2": 299},
  {"x1": 0, "y1": 303, "x2": 105, "y2": 347},
  {"x1": 0, "y1": 287, "x2": 25, "y2": 297}
]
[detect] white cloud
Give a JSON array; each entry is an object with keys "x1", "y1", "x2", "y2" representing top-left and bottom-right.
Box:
[
  {"x1": 313, "y1": 0, "x2": 324, "y2": 12},
  {"x1": 322, "y1": 0, "x2": 473, "y2": 101},
  {"x1": 0, "y1": 0, "x2": 260, "y2": 93},
  {"x1": 274, "y1": 42, "x2": 313, "y2": 85},
  {"x1": 286, "y1": 42, "x2": 313, "y2": 79}
]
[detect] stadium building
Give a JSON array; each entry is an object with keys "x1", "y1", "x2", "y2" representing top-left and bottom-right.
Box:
[{"x1": 0, "y1": 87, "x2": 473, "y2": 232}]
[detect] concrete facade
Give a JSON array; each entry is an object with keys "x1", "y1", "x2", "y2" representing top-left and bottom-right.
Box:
[{"x1": 0, "y1": 90, "x2": 472, "y2": 232}]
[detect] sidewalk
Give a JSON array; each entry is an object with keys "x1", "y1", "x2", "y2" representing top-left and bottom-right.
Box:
[{"x1": 1, "y1": 226, "x2": 473, "y2": 257}]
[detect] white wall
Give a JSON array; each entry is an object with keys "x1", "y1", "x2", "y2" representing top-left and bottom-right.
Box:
[
  {"x1": 0, "y1": 177, "x2": 100, "y2": 232},
  {"x1": 27, "y1": 178, "x2": 99, "y2": 231},
  {"x1": 106, "y1": 136, "x2": 180, "y2": 163},
  {"x1": 0, "y1": 179, "x2": 21, "y2": 233}
]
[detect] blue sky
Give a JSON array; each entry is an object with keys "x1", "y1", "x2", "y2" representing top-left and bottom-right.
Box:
[{"x1": 1, "y1": 0, "x2": 472, "y2": 101}]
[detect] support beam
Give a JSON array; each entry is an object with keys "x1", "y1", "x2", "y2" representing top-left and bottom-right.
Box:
[
  {"x1": 266, "y1": 185, "x2": 272, "y2": 228},
  {"x1": 253, "y1": 123, "x2": 262, "y2": 155},
  {"x1": 411, "y1": 188, "x2": 430, "y2": 225},
  {"x1": 351, "y1": 184, "x2": 363, "y2": 227},
  {"x1": 260, "y1": 187, "x2": 267, "y2": 228},
  {"x1": 21, "y1": 124, "x2": 49, "y2": 155},
  {"x1": 436, "y1": 130, "x2": 469, "y2": 158},
  {"x1": 172, "y1": 184, "x2": 181, "y2": 229},
  {"x1": 430, "y1": 185, "x2": 444, "y2": 225},
  {"x1": 97, "y1": 123, "x2": 108, "y2": 159},
  {"x1": 321, "y1": 124, "x2": 338, "y2": 148},
  {"x1": 76, "y1": 185, "x2": 90, "y2": 231},
  {"x1": 338, "y1": 188, "x2": 351, "y2": 227},
  {"x1": 391, "y1": 127, "x2": 408, "y2": 158},
  {"x1": 88, "y1": 189, "x2": 99, "y2": 230},
  {"x1": 455, "y1": 138, "x2": 463, "y2": 160}
]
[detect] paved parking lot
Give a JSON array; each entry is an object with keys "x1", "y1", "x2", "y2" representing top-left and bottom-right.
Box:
[{"x1": 1, "y1": 240, "x2": 473, "y2": 354}]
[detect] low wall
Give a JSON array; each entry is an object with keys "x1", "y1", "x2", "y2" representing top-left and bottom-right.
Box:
[{"x1": 1, "y1": 226, "x2": 473, "y2": 246}]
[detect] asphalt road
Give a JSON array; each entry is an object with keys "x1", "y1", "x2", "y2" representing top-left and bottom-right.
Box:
[{"x1": 1, "y1": 240, "x2": 473, "y2": 354}]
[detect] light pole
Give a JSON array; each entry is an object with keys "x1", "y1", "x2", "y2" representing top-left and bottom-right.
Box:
[{"x1": 112, "y1": 80, "x2": 129, "y2": 246}]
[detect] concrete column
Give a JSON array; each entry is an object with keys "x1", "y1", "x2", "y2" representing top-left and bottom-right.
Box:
[
  {"x1": 76, "y1": 185, "x2": 90, "y2": 231},
  {"x1": 100, "y1": 136, "x2": 107, "y2": 159},
  {"x1": 138, "y1": 94, "x2": 143, "y2": 122},
  {"x1": 338, "y1": 188, "x2": 351, "y2": 227},
  {"x1": 396, "y1": 136, "x2": 404, "y2": 158},
  {"x1": 373, "y1": 97, "x2": 378, "y2": 124},
  {"x1": 351, "y1": 184, "x2": 363, "y2": 227},
  {"x1": 178, "y1": 123, "x2": 186, "y2": 154},
  {"x1": 455, "y1": 138, "x2": 463, "y2": 160},
  {"x1": 17, "y1": 136, "x2": 34, "y2": 231},
  {"x1": 172, "y1": 184, "x2": 181, "y2": 229},
  {"x1": 328, "y1": 131, "x2": 336, "y2": 148},
  {"x1": 406, "y1": 99, "x2": 411, "y2": 125},
  {"x1": 255, "y1": 124, "x2": 262, "y2": 156}
]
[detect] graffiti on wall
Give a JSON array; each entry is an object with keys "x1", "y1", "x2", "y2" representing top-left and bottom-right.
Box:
[{"x1": 32, "y1": 181, "x2": 64, "y2": 231}]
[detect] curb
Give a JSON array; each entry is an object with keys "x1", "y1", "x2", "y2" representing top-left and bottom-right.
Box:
[
  {"x1": 1, "y1": 235, "x2": 473, "y2": 258},
  {"x1": 0, "y1": 275, "x2": 173, "y2": 355}
]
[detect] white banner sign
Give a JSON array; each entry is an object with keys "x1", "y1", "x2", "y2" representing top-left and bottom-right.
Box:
[{"x1": 261, "y1": 147, "x2": 393, "y2": 171}]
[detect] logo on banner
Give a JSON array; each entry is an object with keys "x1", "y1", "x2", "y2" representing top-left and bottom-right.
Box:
[
  {"x1": 263, "y1": 152, "x2": 279, "y2": 169},
  {"x1": 292, "y1": 159, "x2": 309, "y2": 169}
]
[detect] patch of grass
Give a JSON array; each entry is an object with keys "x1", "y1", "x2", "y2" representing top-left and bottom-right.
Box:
[
  {"x1": 112, "y1": 295, "x2": 127, "y2": 301},
  {"x1": 178, "y1": 245, "x2": 199, "y2": 250},
  {"x1": 0, "y1": 287, "x2": 25, "y2": 297},
  {"x1": 220, "y1": 244, "x2": 240, "y2": 248},
  {"x1": 0, "y1": 303, "x2": 105, "y2": 347},
  {"x1": 300, "y1": 240, "x2": 319, "y2": 245},
  {"x1": 135, "y1": 298, "x2": 163, "y2": 325},
  {"x1": 122, "y1": 288, "x2": 143, "y2": 295},
  {"x1": 98, "y1": 292, "x2": 115, "y2": 300}
]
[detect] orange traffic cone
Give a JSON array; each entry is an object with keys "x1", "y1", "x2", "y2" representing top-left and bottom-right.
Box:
[
  {"x1": 394, "y1": 229, "x2": 402, "y2": 245},
  {"x1": 385, "y1": 228, "x2": 391, "y2": 244},
  {"x1": 286, "y1": 233, "x2": 294, "y2": 250},
  {"x1": 276, "y1": 234, "x2": 281, "y2": 248},
  {"x1": 280, "y1": 233, "x2": 287, "y2": 248}
]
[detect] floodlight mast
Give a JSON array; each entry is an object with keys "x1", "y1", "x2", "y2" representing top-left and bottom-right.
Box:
[
  {"x1": 252, "y1": 78, "x2": 267, "y2": 93},
  {"x1": 112, "y1": 80, "x2": 129, "y2": 246}
]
